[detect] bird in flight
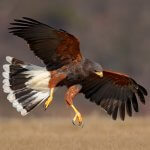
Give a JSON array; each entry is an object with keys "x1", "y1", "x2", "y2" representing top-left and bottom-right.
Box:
[{"x1": 2, "y1": 17, "x2": 148, "y2": 126}]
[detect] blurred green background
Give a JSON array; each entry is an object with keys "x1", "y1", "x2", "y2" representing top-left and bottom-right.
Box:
[{"x1": 0, "y1": 0, "x2": 149, "y2": 118}]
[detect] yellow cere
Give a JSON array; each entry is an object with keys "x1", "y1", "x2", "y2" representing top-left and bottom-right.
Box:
[{"x1": 95, "y1": 71, "x2": 103, "y2": 77}]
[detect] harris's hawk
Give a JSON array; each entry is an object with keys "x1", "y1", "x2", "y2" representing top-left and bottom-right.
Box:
[{"x1": 2, "y1": 17, "x2": 148, "y2": 126}]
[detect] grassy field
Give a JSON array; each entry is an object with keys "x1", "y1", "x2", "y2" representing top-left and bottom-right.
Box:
[{"x1": 0, "y1": 115, "x2": 149, "y2": 150}]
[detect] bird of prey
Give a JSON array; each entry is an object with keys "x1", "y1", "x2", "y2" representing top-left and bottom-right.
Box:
[{"x1": 2, "y1": 17, "x2": 148, "y2": 126}]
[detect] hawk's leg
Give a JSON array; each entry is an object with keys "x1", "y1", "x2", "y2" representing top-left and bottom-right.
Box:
[
  {"x1": 44, "y1": 72, "x2": 66, "y2": 110},
  {"x1": 65, "y1": 85, "x2": 83, "y2": 126},
  {"x1": 44, "y1": 88, "x2": 54, "y2": 109}
]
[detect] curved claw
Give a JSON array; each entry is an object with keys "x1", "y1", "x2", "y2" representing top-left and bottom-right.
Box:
[
  {"x1": 72, "y1": 120, "x2": 84, "y2": 128},
  {"x1": 44, "y1": 96, "x2": 53, "y2": 110},
  {"x1": 43, "y1": 104, "x2": 48, "y2": 111},
  {"x1": 72, "y1": 113, "x2": 84, "y2": 127}
]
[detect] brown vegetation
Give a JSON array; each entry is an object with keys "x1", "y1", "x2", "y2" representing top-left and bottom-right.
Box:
[
  {"x1": 0, "y1": 0, "x2": 150, "y2": 117},
  {"x1": 0, "y1": 115, "x2": 149, "y2": 150}
]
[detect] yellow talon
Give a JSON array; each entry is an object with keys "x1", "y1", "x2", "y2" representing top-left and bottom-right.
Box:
[
  {"x1": 44, "y1": 96, "x2": 53, "y2": 109},
  {"x1": 44, "y1": 88, "x2": 54, "y2": 110},
  {"x1": 71, "y1": 104, "x2": 83, "y2": 127},
  {"x1": 73, "y1": 113, "x2": 83, "y2": 125}
]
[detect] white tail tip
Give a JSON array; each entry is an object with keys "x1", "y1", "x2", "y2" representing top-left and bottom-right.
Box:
[
  {"x1": 3, "y1": 64, "x2": 10, "y2": 72},
  {"x1": 6, "y1": 56, "x2": 13, "y2": 64}
]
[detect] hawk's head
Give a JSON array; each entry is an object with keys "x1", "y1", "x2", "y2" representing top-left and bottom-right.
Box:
[{"x1": 83, "y1": 58, "x2": 103, "y2": 77}]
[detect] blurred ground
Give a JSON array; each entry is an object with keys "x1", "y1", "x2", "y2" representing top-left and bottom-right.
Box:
[{"x1": 0, "y1": 115, "x2": 150, "y2": 150}]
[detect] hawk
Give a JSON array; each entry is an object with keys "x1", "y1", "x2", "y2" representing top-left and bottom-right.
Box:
[{"x1": 2, "y1": 17, "x2": 148, "y2": 126}]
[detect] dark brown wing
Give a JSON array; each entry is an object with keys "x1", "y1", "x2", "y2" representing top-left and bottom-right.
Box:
[
  {"x1": 80, "y1": 70, "x2": 148, "y2": 120},
  {"x1": 9, "y1": 17, "x2": 82, "y2": 70}
]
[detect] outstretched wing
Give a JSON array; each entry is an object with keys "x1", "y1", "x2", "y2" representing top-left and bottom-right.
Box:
[
  {"x1": 9, "y1": 17, "x2": 82, "y2": 70},
  {"x1": 80, "y1": 70, "x2": 148, "y2": 120}
]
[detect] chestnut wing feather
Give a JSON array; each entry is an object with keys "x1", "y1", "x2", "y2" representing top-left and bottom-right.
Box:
[
  {"x1": 80, "y1": 70, "x2": 148, "y2": 120},
  {"x1": 9, "y1": 17, "x2": 82, "y2": 70}
]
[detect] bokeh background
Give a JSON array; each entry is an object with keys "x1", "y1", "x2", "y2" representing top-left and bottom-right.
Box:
[{"x1": 0, "y1": 0, "x2": 149, "y2": 119}]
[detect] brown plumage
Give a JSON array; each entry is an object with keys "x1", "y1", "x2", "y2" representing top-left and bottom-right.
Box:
[
  {"x1": 80, "y1": 71, "x2": 147, "y2": 120},
  {"x1": 9, "y1": 17, "x2": 82, "y2": 70},
  {"x1": 2, "y1": 17, "x2": 148, "y2": 126}
]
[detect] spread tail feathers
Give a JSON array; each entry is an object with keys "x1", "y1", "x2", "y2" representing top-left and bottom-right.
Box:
[{"x1": 2, "y1": 56, "x2": 51, "y2": 116}]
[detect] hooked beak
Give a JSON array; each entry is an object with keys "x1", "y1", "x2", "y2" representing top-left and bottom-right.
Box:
[{"x1": 95, "y1": 71, "x2": 103, "y2": 77}]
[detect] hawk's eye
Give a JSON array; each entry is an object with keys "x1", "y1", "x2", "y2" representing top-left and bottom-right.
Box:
[{"x1": 94, "y1": 70, "x2": 99, "y2": 73}]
